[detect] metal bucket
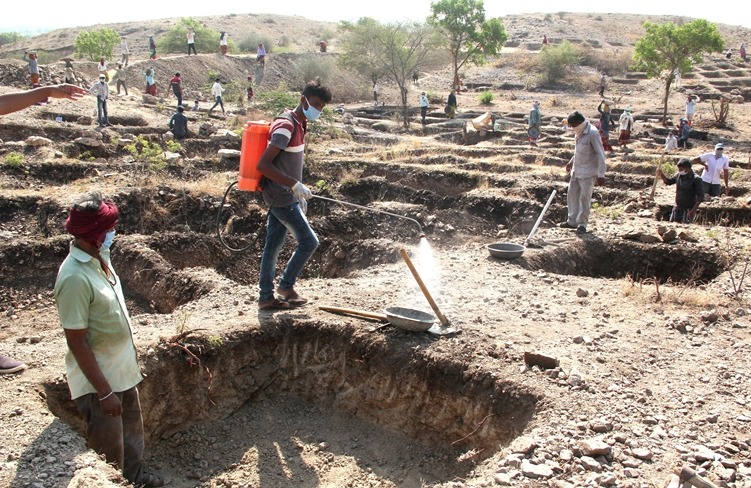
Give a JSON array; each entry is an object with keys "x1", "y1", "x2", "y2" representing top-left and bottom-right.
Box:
[{"x1": 384, "y1": 307, "x2": 436, "y2": 331}]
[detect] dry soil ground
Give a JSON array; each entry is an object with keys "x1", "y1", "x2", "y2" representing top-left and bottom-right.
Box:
[{"x1": 2, "y1": 11, "x2": 751, "y2": 488}]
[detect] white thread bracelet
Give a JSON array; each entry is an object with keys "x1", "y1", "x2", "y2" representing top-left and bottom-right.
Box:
[{"x1": 98, "y1": 391, "x2": 114, "y2": 402}]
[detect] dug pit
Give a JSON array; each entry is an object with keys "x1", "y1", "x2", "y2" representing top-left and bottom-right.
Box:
[{"x1": 44, "y1": 321, "x2": 541, "y2": 486}]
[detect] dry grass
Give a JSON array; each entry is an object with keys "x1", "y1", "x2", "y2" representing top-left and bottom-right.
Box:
[
  {"x1": 173, "y1": 172, "x2": 235, "y2": 198},
  {"x1": 619, "y1": 275, "x2": 726, "y2": 308},
  {"x1": 375, "y1": 139, "x2": 423, "y2": 162}
]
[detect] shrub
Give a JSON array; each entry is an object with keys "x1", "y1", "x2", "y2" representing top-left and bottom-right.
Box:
[
  {"x1": 158, "y1": 18, "x2": 230, "y2": 55},
  {"x1": 0, "y1": 32, "x2": 26, "y2": 46},
  {"x1": 255, "y1": 83, "x2": 301, "y2": 116},
  {"x1": 166, "y1": 140, "x2": 182, "y2": 153},
  {"x1": 238, "y1": 34, "x2": 274, "y2": 54},
  {"x1": 291, "y1": 55, "x2": 335, "y2": 86},
  {"x1": 4, "y1": 151, "x2": 24, "y2": 168},
  {"x1": 34, "y1": 50, "x2": 57, "y2": 65},
  {"x1": 536, "y1": 40, "x2": 581, "y2": 86},
  {"x1": 578, "y1": 46, "x2": 633, "y2": 76},
  {"x1": 74, "y1": 28, "x2": 120, "y2": 61},
  {"x1": 479, "y1": 91, "x2": 494, "y2": 105},
  {"x1": 316, "y1": 27, "x2": 336, "y2": 42},
  {"x1": 124, "y1": 136, "x2": 166, "y2": 170}
]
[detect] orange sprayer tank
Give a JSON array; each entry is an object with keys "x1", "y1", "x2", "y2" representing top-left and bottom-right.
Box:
[{"x1": 238, "y1": 121, "x2": 270, "y2": 191}]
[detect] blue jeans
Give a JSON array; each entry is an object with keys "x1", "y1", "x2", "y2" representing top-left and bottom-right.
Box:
[
  {"x1": 259, "y1": 203, "x2": 319, "y2": 302},
  {"x1": 97, "y1": 98, "x2": 109, "y2": 126},
  {"x1": 210, "y1": 95, "x2": 224, "y2": 113}
]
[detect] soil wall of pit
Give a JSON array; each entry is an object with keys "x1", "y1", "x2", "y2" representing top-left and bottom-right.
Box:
[{"x1": 46, "y1": 321, "x2": 541, "y2": 458}]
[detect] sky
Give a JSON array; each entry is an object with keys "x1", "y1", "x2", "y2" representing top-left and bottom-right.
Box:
[{"x1": 2, "y1": 0, "x2": 749, "y2": 33}]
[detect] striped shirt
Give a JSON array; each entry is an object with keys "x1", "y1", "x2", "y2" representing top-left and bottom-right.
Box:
[{"x1": 262, "y1": 110, "x2": 307, "y2": 207}]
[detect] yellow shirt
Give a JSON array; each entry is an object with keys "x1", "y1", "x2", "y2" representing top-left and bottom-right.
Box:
[{"x1": 54, "y1": 243, "x2": 142, "y2": 399}]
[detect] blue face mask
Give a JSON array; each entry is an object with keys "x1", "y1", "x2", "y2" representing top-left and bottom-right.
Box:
[
  {"x1": 100, "y1": 230, "x2": 116, "y2": 251},
  {"x1": 302, "y1": 96, "x2": 321, "y2": 121}
]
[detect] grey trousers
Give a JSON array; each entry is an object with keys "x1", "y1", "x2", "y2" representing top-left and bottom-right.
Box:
[
  {"x1": 567, "y1": 175, "x2": 596, "y2": 226},
  {"x1": 74, "y1": 386, "x2": 146, "y2": 484}
]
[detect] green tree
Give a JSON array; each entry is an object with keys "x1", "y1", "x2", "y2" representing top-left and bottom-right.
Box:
[
  {"x1": 160, "y1": 18, "x2": 222, "y2": 55},
  {"x1": 0, "y1": 32, "x2": 26, "y2": 46},
  {"x1": 428, "y1": 0, "x2": 507, "y2": 91},
  {"x1": 537, "y1": 40, "x2": 581, "y2": 86},
  {"x1": 339, "y1": 18, "x2": 438, "y2": 127},
  {"x1": 633, "y1": 19, "x2": 724, "y2": 123},
  {"x1": 74, "y1": 28, "x2": 120, "y2": 61}
]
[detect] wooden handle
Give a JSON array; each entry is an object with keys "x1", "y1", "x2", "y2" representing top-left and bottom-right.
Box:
[
  {"x1": 318, "y1": 305, "x2": 388, "y2": 321},
  {"x1": 399, "y1": 248, "x2": 450, "y2": 326},
  {"x1": 679, "y1": 466, "x2": 720, "y2": 488}
]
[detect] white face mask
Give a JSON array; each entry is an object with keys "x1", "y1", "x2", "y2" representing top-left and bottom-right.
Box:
[
  {"x1": 678, "y1": 170, "x2": 688, "y2": 176},
  {"x1": 572, "y1": 122, "x2": 586, "y2": 135}
]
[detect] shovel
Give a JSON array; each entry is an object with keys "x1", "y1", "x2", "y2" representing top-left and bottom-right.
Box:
[{"x1": 319, "y1": 305, "x2": 458, "y2": 336}]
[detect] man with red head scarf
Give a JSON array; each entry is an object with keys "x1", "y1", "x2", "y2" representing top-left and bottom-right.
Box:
[{"x1": 54, "y1": 193, "x2": 165, "y2": 487}]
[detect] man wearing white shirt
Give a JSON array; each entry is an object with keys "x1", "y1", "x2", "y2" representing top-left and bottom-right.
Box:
[
  {"x1": 685, "y1": 95, "x2": 698, "y2": 125},
  {"x1": 120, "y1": 37, "x2": 129, "y2": 67},
  {"x1": 693, "y1": 143, "x2": 730, "y2": 196},
  {"x1": 559, "y1": 111, "x2": 607, "y2": 234},
  {"x1": 419, "y1": 92, "x2": 428, "y2": 125},
  {"x1": 209, "y1": 78, "x2": 225, "y2": 114},
  {"x1": 90, "y1": 75, "x2": 111, "y2": 127},
  {"x1": 187, "y1": 29, "x2": 196, "y2": 55}
]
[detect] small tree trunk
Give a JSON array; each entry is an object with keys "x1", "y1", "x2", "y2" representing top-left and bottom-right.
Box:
[
  {"x1": 399, "y1": 83, "x2": 409, "y2": 128},
  {"x1": 662, "y1": 78, "x2": 672, "y2": 125}
]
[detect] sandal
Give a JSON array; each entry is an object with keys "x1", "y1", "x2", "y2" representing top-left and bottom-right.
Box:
[
  {"x1": 258, "y1": 298, "x2": 291, "y2": 310},
  {"x1": 135, "y1": 472, "x2": 166, "y2": 488},
  {"x1": 276, "y1": 287, "x2": 308, "y2": 306}
]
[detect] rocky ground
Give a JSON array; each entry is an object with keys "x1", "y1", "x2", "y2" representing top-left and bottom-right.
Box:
[{"x1": 2, "y1": 11, "x2": 751, "y2": 488}]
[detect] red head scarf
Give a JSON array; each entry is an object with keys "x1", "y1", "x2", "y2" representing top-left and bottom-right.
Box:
[{"x1": 65, "y1": 201, "x2": 119, "y2": 248}]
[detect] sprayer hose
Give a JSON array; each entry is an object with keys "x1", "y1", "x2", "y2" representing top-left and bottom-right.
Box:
[{"x1": 216, "y1": 181, "x2": 256, "y2": 253}]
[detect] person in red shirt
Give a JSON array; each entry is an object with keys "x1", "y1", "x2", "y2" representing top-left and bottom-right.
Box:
[{"x1": 169, "y1": 72, "x2": 182, "y2": 108}]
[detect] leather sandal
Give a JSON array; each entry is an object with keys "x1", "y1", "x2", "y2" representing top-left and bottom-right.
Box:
[
  {"x1": 276, "y1": 287, "x2": 308, "y2": 306},
  {"x1": 258, "y1": 298, "x2": 291, "y2": 310},
  {"x1": 135, "y1": 472, "x2": 166, "y2": 488}
]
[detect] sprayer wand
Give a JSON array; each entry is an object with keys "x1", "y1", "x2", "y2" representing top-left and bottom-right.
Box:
[{"x1": 312, "y1": 195, "x2": 424, "y2": 237}]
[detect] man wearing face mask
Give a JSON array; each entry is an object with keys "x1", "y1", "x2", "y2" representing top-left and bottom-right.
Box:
[
  {"x1": 693, "y1": 143, "x2": 730, "y2": 197},
  {"x1": 256, "y1": 79, "x2": 332, "y2": 310},
  {"x1": 54, "y1": 193, "x2": 166, "y2": 487},
  {"x1": 657, "y1": 159, "x2": 704, "y2": 223},
  {"x1": 559, "y1": 111, "x2": 607, "y2": 234},
  {"x1": 90, "y1": 74, "x2": 111, "y2": 127}
]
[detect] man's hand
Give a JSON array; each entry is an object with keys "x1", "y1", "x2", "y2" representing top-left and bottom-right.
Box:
[
  {"x1": 99, "y1": 393, "x2": 122, "y2": 417},
  {"x1": 596, "y1": 177, "x2": 606, "y2": 186},
  {"x1": 291, "y1": 181, "x2": 312, "y2": 200},
  {"x1": 565, "y1": 162, "x2": 572, "y2": 173},
  {"x1": 724, "y1": 186, "x2": 730, "y2": 196},
  {"x1": 49, "y1": 84, "x2": 86, "y2": 101},
  {"x1": 688, "y1": 209, "x2": 697, "y2": 220}
]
